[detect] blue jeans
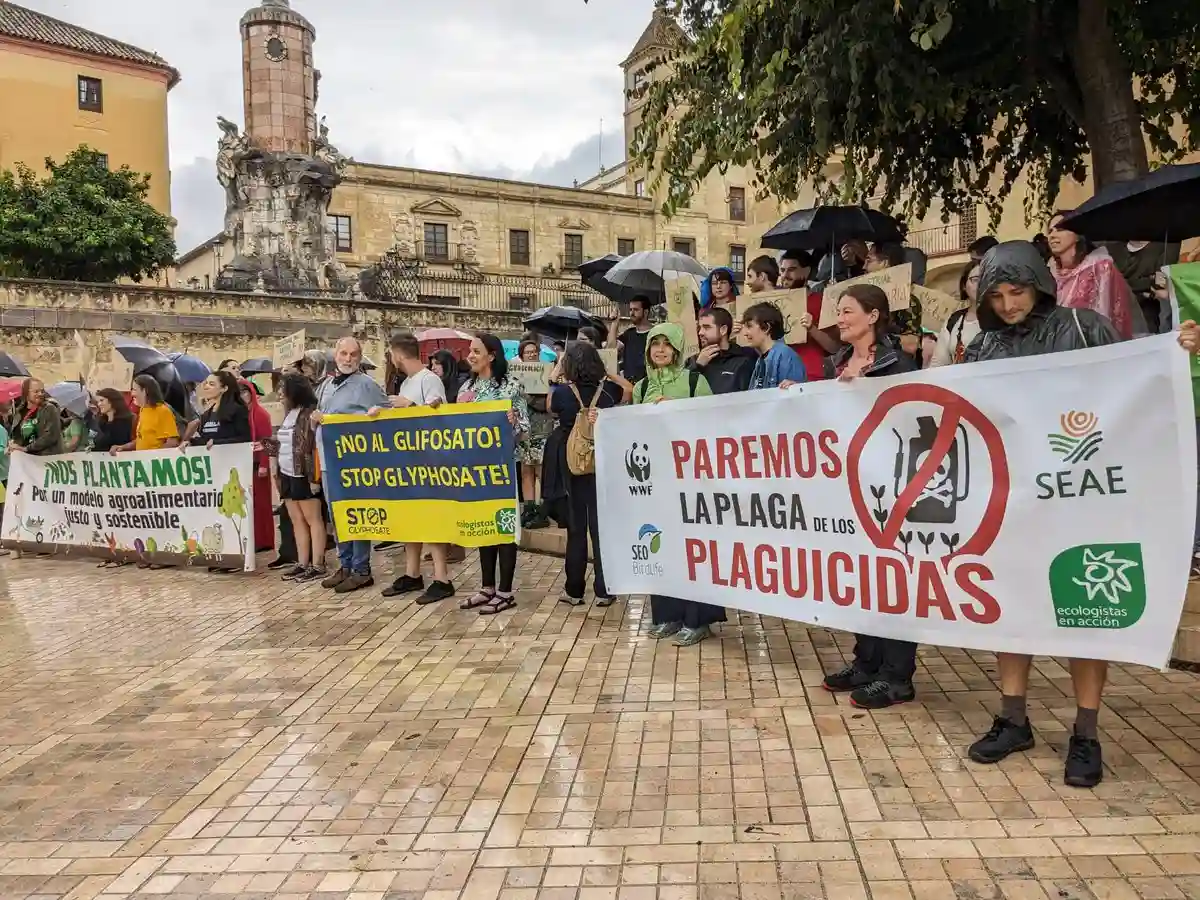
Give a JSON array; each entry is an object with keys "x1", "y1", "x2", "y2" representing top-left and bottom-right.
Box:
[
  {"x1": 1194, "y1": 419, "x2": 1200, "y2": 556},
  {"x1": 338, "y1": 540, "x2": 372, "y2": 577}
]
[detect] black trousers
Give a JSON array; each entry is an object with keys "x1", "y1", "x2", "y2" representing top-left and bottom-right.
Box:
[
  {"x1": 276, "y1": 505, "x2": 298, "y2": 564},
  {"x1": 853, "y1": 634, "x2": 918, "y2": 684},
  {"x1": 650, "y1": 594, "x2": 727, "y2": 629},
  {"x1": 479, "y1": 544, "x2": 517, "y2": 593},
  {"x1": 564, "y1": 473, "x2": 607, "y2": 599}
]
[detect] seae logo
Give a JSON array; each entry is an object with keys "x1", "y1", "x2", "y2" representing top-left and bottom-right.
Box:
[
  {"x1": 625, "y1": 442, "x2": 652, "y2": 496},
  {"x1": 632, "y1": 523, "x2": 665, "y2": 577},
  {"x1": 1037, "y1": 410, "x2": 1127, "y2": 500}
]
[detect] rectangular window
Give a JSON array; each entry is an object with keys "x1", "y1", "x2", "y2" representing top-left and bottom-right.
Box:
[
  {"x1": 730, "y1": 244, "x2": 746, "y2": 276},
  {"x1": 95, "y1": 153, "x2": 109, "y2": 170},
  {"x1": 672, "y1": 238, "x2": 695, "y2": 257},
  {"x1": 418, "y1": 293, "x2": 461, "y2": 307},
  {"x1": 78, "y1": 76, "x2": 103, "y2": 112},
  {"x1": 508, "y1": 294, "x2": 532, "y2": 310},
  {"x1": 330, "y1": 215, "x2": 352, "y2": 253},
  {"x1": 423, "y1": 223, "x2": 449, "y2": 261},
  {"x1": 563, "y1": 233, "x2": 584, "y2": 269},
  {"x1": 728, "y1": 186, "x2": 746, "y2": 221},
  {"x1": 509, "y1": 229, "x2": 531, "y2": 266},
  {"x1": 634, "y1": 179, "x2": 645, "y2": 198},
  {"x1": 617, "y1": 238, "x2": 636, "y2": 256}
]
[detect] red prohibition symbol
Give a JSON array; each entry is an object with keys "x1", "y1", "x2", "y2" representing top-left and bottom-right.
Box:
[{"x1": 846, "y1": 383, "x2": 1010, "y2": 558}]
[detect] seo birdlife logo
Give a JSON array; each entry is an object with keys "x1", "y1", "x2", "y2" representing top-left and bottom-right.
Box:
[{"x1": 632, "y1": 523, "x2": 665, "y2": 577}]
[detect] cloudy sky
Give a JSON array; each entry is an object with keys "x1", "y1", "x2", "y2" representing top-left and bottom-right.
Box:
[{"x1": 22, "y1": 0, "x2": 650, "y2": 252}]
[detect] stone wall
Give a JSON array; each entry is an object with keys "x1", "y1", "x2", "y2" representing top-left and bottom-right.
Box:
[{"x1": 0, "y1": 277, "x2": 527, "y2": 385}]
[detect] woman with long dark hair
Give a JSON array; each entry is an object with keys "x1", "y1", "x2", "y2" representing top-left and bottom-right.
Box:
[
  {"x1": 552, "y1": 342, "x2": 621, "y2": 607},
  {"x1": 429, "y1": 350, "x2": 463, "y2": 403},
  {"x1": 91, "y1": 389, "x2": 135, "y2": 452},
  {"x1": 456, "y1": 332, "x2": 529, "y2": 616},
  {"x1": 1048, "y1": 211, "x2": 1142, "y2": 339},
  {"x1": 239, "y1": 379, "x2": 275, "y2": 554},
  {"x1": 113, "y1": 375, "x2": 179, "y2": 453},
  {"x1": 929, "y1": 261, "x2": 983, "y2": 368},
  {"x1": 265, "y1": 373, "x2": 326, "y2": 581},
  {"x1": 185, "y1": 370, "x2": 251, "y2": 447}
]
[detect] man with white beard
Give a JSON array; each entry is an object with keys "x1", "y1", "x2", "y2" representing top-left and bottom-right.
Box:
[{"x1": 310, "y1": 336, "x2": 388, "y2": 594}]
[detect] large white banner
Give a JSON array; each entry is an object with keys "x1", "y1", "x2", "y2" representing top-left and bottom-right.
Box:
[
  {"x1": 596, "y1": 334, "x2": 1196, "y2": 668},
  {"x1": 1, "y1": 445, "x2": 256, "y2": 570}
]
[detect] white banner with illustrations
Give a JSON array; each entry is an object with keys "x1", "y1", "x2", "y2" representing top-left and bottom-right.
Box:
[
  {"x1": 596, "y1": 334, "x2": 1195, "y2": 668},
  {"x1": 1, "y1": 445, "x2": 256, "y2": 570}
]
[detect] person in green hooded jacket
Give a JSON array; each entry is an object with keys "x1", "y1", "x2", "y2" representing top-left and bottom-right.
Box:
[{"x1": 630, "y1": 322, "x2": 723, "y2": 646}]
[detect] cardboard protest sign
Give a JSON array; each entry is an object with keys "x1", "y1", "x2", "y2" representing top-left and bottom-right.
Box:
[
  {"x1": 820, "y1": 263, "x2": 913, "y2": 328},
  {"x1": 665, "y1": 275, "x2": 701, "y2": 361},
  {"x1": 734, "y1": 289, "x2": 810, "y2": 345},
  {"x1": 509, "y1": 360, "x2": 553, "y2": 395},
  {"x1": 273, "y1": 329, "x2": 306, "y2": 369},
  {"x1": 914, "y1": 285, "x2": 965, "y2": 332},
  {"x1": 599, "y1": 347, "x2": 619, "y2": 376}
]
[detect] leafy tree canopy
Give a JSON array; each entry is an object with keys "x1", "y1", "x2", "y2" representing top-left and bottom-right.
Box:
[
  {"x1": 0, "y1": 146, "x2": 176, "y2": 283},
  {"x1": 629, "y1": 0, "x2": 1200, "y2": 224}
]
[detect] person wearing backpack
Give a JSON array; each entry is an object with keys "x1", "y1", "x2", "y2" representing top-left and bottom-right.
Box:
[
  {"x1": 626, "y1": 322, "x2": 717, "y2": 646},
  {"x1": 930, "y1": 261, "x2": 983, "y2": 367},
  {"x1": 551, "y1": 342, "x2": 623, "y2": 608}
]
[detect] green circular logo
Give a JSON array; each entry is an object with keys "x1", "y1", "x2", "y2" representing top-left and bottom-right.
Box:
[{"x1": 494, "y1": 506, "x2": 517, "y2": 536}]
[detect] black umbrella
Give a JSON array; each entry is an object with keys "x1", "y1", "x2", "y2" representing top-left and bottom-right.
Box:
[
  {"x1": 1059, "y1": 163, "x2": 1200, "y2": 242},
  {"x1": 141, "y1": 361, "x2": 189, "y2": 420},
  {"x1": 240, "y1": 357, "x2": 276, "y2": 374},
  {"x1": 578, "y1": 254, "x2": 622, "y2": 291},
  {"x1": 523, "y1": 306, "x2": 608, "y2": 340},
  {"x1": 0, "y1": 351, "x2": 29, "y2": 378},
  {"x1": 761, "y1": 205, "x2": 903, "y2": 252},
  {"x1": 110, "y1": 334, "x2": 170, "y2": 374},
  {"x1": 602, "y1": 250, "x2": 711, "y2": 306}
]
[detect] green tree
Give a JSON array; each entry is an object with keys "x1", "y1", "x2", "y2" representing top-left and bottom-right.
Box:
[
  {"x1": 0, "y1": 146, "x2": 176, "y2": 283},
  {"x1": 624, "y1": 0, "x2": 1200, "y2": 222}
]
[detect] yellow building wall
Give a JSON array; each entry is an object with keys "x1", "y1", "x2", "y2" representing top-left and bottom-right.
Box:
[{"x1": 0, "y1": 38, "x2": 172, "y2": 217}]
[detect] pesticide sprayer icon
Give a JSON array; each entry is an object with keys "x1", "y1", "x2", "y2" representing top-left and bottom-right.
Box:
[{"x1": 892, "y1": 416, "x2": 971, "y2": 525}]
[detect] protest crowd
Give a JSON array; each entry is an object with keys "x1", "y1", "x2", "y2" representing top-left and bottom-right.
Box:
[{"x1": 4, "y1": 201, "x2": 1200, "y2": 793}]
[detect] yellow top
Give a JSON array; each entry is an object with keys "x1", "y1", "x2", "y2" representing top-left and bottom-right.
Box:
[{"x1": 135, "y1": 404, "x2": 178, "y2": 451}]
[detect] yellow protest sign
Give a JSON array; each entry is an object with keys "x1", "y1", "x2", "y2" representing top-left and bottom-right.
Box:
[
  {"x1": 665, "y1": 275, "x2": 701, "y2": 361},
  {"x1": 273, "y1": 329, "x2": 306, "y2": 369},
  {"x1": 734, "y1": 289, "x2": 810, "y2": 345},
  {"x1": 914, "y1": 285, "x2": 965, "y2": 332},
  {"x1": 820, "y1": 263, "x2": 912, "y2": 328}
]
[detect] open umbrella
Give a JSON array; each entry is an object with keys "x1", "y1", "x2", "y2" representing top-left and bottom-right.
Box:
[
  {"x1": 602, "y1": 250, "x2": 710, "y2": 306},
  {"x1": 47, "y1": 381, "x2": 90, "y2": 418},
  {"x1": 0, "y1": 351, "x2": 30, "y2": 379},
  {"x1": 0, "y1": 379, "x2": 23, "y2": 403},
  {"x1": 110, "y1": 335, "x2": 170, "y2": 374},
  {"x1": 166, "y1": 352, "x2": 212, "y2": 383},
  {"x1": 1059, "y1": 163, "x2": 1200, "y2": 242},
  {"x1": 578, "y1": 254, "x2": 624, "y2": 299},
  {"x1": 522, "y1": 306, "x2": 608, "y2": 341},
  {"x1": 417, "y1": 328, "x2": 473, "y2": 359},
  {"x1": 761, "y1": 206, "x2": 902, "y2": 252},
  {"x1": 240, "y1": 357, "x2": 275, "y2": 375}
]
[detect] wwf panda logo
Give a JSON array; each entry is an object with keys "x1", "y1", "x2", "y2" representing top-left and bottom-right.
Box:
[{"x1": 625, "y1": 442, "x2": 652, "y2": 495}]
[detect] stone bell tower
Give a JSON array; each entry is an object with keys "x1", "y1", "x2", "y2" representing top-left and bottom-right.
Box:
[
  {"x1": 240, "y1": 0, "x2": 316, "y2": 154},
  {"x1": 215, "y1": 0, "x2": 349, "y2": 292}
]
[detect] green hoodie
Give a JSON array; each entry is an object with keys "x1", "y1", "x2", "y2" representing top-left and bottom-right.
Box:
[{"x1": 632, "y1": 322, "x2": 713, "y2": 404}]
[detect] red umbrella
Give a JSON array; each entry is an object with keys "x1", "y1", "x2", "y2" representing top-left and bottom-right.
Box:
[
  {"x1": 0, "y1": 379, "x2": 22, "y2": 404},
  {"x1": 416, "y1": 328, "x2": 473, "y2": 361}
]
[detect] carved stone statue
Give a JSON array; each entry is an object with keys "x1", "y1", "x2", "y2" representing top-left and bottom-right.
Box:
[
  {"x1": 460, "y1": 220, "x2": 480, "y2": 264},
  {"x1": 392, "y1": 212, "x2": 416, "y2": 256}
]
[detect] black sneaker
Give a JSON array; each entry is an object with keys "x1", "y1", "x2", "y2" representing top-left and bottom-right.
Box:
[
  {"x1": 416, "y1": 580, "x2": 455, "y2": 605},
  {"x1": 267, "y1": 557, "x2": 294, "y2": 571},
  {"x1": 374, "y1": 541, "x2": 401, "y2": 552},
  {"x1": 849, "y1": 680, "x2": 915, "y2": 710},
  {"x1": 968, "y1": 716, "x2": 1035, "y2": 764},
  {"x1": 297, "y1": 567, "x2": 326, "y2": 582},
  {"x1": 281, "y1": 565, "x2": 307, "y2": 581},
  {"x1": 822, "y1": 665, "x2": 877, "y2": 693},
  {"x1": 382, "y1": 574, "x2": 424, "y2": 598},
  {"x1": 1064, "y1": 733, "x2": 1103, "y2": 788}
]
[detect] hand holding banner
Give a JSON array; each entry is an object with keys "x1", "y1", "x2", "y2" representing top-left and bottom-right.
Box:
[{"x1": 320, "y1": 401, "x2": 519, "y2": 546}]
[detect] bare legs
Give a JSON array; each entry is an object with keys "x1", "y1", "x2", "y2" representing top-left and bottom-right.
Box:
[
  {"x1": 994, "y1": 653, "x2": 1107, "y2": 716},
  {"x1": 285, "y1": 498, "x2": 326, "y2": 570},
  {"x1": 406, "y1": 542, "x2": 448, "y2": 583}
]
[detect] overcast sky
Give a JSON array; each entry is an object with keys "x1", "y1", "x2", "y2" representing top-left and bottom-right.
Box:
[{"x1": 21, "y1": 0, "x2": 648, "y2": 251}]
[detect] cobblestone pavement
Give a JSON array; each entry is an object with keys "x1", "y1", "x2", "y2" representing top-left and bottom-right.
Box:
[{"x1": 1, "y1": 549, "x2": 1200, "y2": 900}]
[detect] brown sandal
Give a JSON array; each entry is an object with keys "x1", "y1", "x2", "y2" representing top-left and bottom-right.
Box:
[{"x1": 460, "y1": 590, "x2": 495, "y2": 610}]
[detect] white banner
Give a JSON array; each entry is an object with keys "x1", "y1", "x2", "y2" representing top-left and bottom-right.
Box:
[
  {"x1": 596, "y1": 334, "x2": 1196, "y2": 668},
  {"x1": 1, "y1": 445, "x2": 256, "y2": 570}
]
